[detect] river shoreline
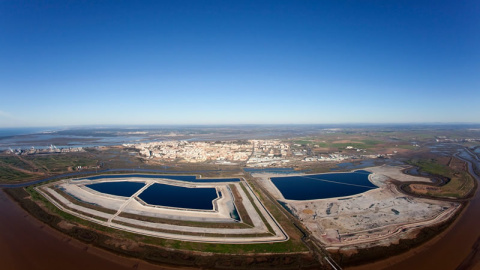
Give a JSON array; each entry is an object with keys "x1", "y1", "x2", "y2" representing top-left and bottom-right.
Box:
[
  {"x1": 347, "y1": 150, "x2": 480, "y2": 270},
  {"x1": 2, "y1": 148, "x2": 479, "y2": 269},
  {"x1": 0, "y1": 188, "x2": 187, "y2": 270}
]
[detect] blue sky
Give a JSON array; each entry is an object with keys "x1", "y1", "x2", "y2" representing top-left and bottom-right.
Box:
[{"x1": 1, "y1": 1, "x2": 478, "y2": 127}]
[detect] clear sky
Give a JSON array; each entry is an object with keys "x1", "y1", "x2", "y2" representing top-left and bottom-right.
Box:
[{"x1": 1, "y1": 1, "x2": 479, "y2": 127}]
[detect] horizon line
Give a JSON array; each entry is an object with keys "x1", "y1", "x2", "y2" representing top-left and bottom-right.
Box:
[{"x1": 2, "y1": 122, "x2": 480, "y2": 129}]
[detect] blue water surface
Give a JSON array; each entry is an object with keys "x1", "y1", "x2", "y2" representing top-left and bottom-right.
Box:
[
  {"x1": 138, "y1": 183, "x2": 218, "y2": 210},
  {"x1": 79, "y1": 174, "x2": 239, "y2": 183},
  {"x1": 271, "y1": 170, "x2": 376, "y2": 200},
  {"x1": 301, "y1": 171, "x2": 377, "y2": 188},
  {"x1": 86, "y1": 181, "x2": 145, "y2": 197}
]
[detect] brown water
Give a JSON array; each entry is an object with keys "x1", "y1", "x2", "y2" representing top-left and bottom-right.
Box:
[
  {"x1": 0, "y1": 189, "x2": 182, "y2": 270},
  {"x1": 2, "y1": 146, "x2": 479, "y2": 270},
  {"x1": 349, "y1": 151, "x2": 480, "y2": 270}
]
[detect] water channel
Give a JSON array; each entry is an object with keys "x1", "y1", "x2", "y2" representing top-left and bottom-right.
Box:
[
  {"x1": 0, "y1": 189, "x2": 184, "y2": 270},
  {"x1": 1, "y1": 145, "x2": 479, "y2": 269},
  {"x1": 350, "y1": 147, "x2": 480, "y2": 270}
]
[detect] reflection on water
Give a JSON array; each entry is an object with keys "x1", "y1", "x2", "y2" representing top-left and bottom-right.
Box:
[
  {"x1": 379, "y1": 147, "x2": 480, "y2": 270},
  {"x1": 404, "y1": 167, "x2": 430, "y2": 177},
  {"x1": 86, "y1": 181, "x2": 146, "y2": 197},
  {"x1": 0, "y1": 190, "x2": 135, "y2": 270},
  {"x1": 139, "y1": 183, "x2": 218, "y2": 210},
  {"x1": 79, "y1": 174, "x2": 240, "y2": 183},
  {"x1": 272, "y1": 171, "x2": 375, "y2": 200}
]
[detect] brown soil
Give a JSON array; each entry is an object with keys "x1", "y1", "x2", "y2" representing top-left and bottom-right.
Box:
[
  {"x1": 4, "y1": 187, "x2": 322, "y2": 270},
  {"x1": 302, "y1": 209, "x2": 314, "y2": 215}
]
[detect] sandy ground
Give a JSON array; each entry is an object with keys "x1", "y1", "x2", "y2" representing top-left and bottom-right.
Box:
[
  {"x1": 366, "y1": 165, "x2": 433, "y2": 184},
  {"x1": 38, "y1": 176, "x2": 287, "y2": 243},
  {"x1": 254, "y1": 166, "x2": 461, "y2": 250}
]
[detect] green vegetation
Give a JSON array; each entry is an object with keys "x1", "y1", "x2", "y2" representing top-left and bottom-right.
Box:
[
  {"x1": 113, "y1": 220, "x2": 272, "y2": 238},
  {"x1": 24, "y1": 186, "x2": 90, "y2": 225},
  {"x1": 239, "y1": 182, "x2": 275, "y2": 234},
  {"x1": 291, "y1": 138, "x2": 382, "y2": 150},
  {"x1": 0, "y1": 153, "x2": 102, "y2": 184},
  {"x1": 118, "y1": 211, "x2": 250, "y2": 229},
  {"x1": 229, "y1": 184, "x2": 254, "y2": 226},
  {"x1": 407, "y1": 158, "x2": 450, "y2": 176},
  {"x1": 242, "y1": 176, "x2": 309, "y2": 253},
  {"x1": 406, "y1": 158, "x2": 475, "y2": 199},
  {"x1": 0, "y1": 156, "x2": 37, "y2": 171},
  {"x1": 18, "y1": 185, "x2": 308, "y2": 254},
  {"x1": 428, "y1": 170, "x2": 475, "y2": 199},
  {"x1": 331, "y1": 139, "x2": 381, "y2": 149},
  {"x1": 396, "y1": 144, "x2": 417, "y2": 150},
  {"x1": 0, "y1": 164, "x2": 37, "y2": 182},
  {"x1": 23, "y1": 154, "x2": 98, "y2": 173}
]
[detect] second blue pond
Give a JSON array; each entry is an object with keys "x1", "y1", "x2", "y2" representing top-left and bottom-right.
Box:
[{"x1": 271, "y1": 170, "x2": 376, "y2": 200}]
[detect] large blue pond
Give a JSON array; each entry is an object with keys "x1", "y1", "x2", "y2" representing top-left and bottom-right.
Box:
[
  {"x1": 271, "y1": 170, "x2": 376, "y2": 200},
  {"x1": 138, "y1": 183, "x2": 218, "y2": 210},
  {"x1": 86, "y1": 181, "x2": 145, "y2": 197},
  {"x1": 78, "y1": 174, "x2": 239, "y2": 183}
]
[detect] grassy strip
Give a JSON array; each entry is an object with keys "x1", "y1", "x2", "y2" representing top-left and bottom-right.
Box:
[
  {"x1": 0, "y1": 156, "x2": 37, "y2": 171},
  {"x1": 15, "y1": 186, "x2": 308, "y2": 254},
  {"x1": 0, "y1": 164, "x2": 38, "y2": 182},
  {"x1": 118, "y1": 212, "x2": 249, "y2": 229},
  {"x1": 113, "y1": 220, "x2": 272, "y2": 238},
  {"x1": 229, "y1": 184, "x2": 254, "y2": 226},
  {"x1": 407, "y1": 158, "x2": 450, "y2": 176},
  {"x1": 406, "y1": 158, "x2": 475, "y2": 199},
  {"x1": 40, "y1": 187, "x2": 109, "y2": 222},
  {"x1": 244, "y1": 176, "x2": 309, "y2": 253},
  {"x1": 24, "y1": 154, "x2": 98, "y2": 173},
  {"x1": 239, "y1": 182, "x2": 275, "y2": 234}
]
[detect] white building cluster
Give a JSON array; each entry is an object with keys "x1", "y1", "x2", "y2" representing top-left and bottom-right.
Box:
[
  {"x1": 133, "y1": 140, "x2": 253, "y2": 163},
  {"x1": 246, "y1": 140, "x2": 290, "y2": 167},
  {"x1": 5, "y1": 145, "x2": 85, "y2": 155},
  {"x1": 131, "y1": 140, "x2": 291, "y2": 166}
]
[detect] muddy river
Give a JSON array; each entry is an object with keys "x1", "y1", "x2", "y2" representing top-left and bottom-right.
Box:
[
  {"x1": 0, "y1": 189, "x2": 185, "y2": 270},
  {"x1": 1, "y1": 146, "x2": 479, "y2": 270},
  {"x1": 350, "y1": 148, "x2": 480, "y2": 270}
]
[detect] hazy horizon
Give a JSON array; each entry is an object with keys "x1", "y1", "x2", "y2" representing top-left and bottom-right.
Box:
[{"x1": 2, "y1": 122, "x2": 480, "y2": 131}]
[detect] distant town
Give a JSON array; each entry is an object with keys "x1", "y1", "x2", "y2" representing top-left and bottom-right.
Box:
[
  {"x1": 125, "y1": 140, "x2": 389, "y2": 167},
  {"x1": 6, "y1": 145, "x2": 85, "y2": 155}
]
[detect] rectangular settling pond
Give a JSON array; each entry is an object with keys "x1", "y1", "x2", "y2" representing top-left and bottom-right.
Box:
[
  {"x1": 86, "y1": 181, "x2": 145, "y2": 197},
  {"x1": 271, "y1": 170, "x2": 376, "y2": 200},
  {"x1": 138, "y1": 183, "x2": 218, "y2": 210}
]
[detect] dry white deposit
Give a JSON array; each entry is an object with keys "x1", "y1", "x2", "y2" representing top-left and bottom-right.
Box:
[
  {"x1": 254, "y1": 165, "x2": 460, "y2": 250},
  {"x1": 37, "y1": 175, "x2": 288, "y2": 243}
]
